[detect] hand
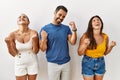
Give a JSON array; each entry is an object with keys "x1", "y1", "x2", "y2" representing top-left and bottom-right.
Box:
[
  {"x1": 109, "y1": 41, "x2": 116, "y2": 47},
  {"x1": 69, "y1": 21, "x2": 77, "y2": 30},
  {"x1": 41, "y1": 30, "x2": 48, "y2": 40},
  {"x1": 5, "y1": 37, "x2": 12, "y2": 43},
  {"x1": 83, "y1": 38, "x2": 90, "y2": 46}
]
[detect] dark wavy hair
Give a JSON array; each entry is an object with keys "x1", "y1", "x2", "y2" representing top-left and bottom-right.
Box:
[{"x1": 86, "y1": 15, "x2": 103, "y2": 49}]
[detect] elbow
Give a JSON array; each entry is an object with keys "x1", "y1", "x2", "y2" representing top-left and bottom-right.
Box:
[
  {"x1": 70, "y1": 41, "x2": 76, "y2": 45},
  {"x1": 71, "y1": 43, "x2": 76, "y2": 45},
  {"x1": 40, "y1": 46, "x2": 47, "y2": 52},
  {"x1": 78, "y1": 50, "x2": 84, "y2": 56},
  {"x1": 33, "y1": 49, "x2": 39, "y2": 54},
  {"x1": 69, "y1": 38, "x2": 77, "y2": 45},
  {"x1": 104, "y1": 52, "x2": 109, "y2": 55},
  {"x1": 8, "y1": 50, "x2": 16, "y2": 57},
  {"x1": 33, "y1": 47, "x2": 39, "y2": 54},
  {"x1": 41, "y1": 49, "x2": 46, "y2": 52},
  {"x1": 8, "y1": 51, "x2": 14, "y2": 56},
  {"x1": 40, "y1": 48, "x2": 47, "y2": 52}
]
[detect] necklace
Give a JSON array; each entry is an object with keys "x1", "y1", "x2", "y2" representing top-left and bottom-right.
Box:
[{"x1": 14, "y1": 27, "x2": 31, "y2": 43}]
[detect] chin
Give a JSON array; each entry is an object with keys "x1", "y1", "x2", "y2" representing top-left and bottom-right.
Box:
[{"x1": 57, "y1": 21, "x2": 61, "y2": 24}]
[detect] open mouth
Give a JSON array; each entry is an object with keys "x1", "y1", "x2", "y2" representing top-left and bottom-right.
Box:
[{"x1": 96, "y1": 23, "x2": 100, "y2": 26}]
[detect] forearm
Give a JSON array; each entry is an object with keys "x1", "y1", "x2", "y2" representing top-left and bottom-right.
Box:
[
  {"x1": 6, "y1": 42, "x2": 18, "y2": 57},
  {"x1": 104, "y1": 46, "x2": 114, "y2": 55},
  {"x1": 78, "y1": 44, "x2": 87, "y2": 56},
  {"x1": 70, "y1": 31, "x2": 77, "y2": 45},
  {"x1": 32, "y1": 37, "x2": 39, "y2": 54},
  {"x1": 39, "y1": 40, "x2": 47, "y2": 52}
]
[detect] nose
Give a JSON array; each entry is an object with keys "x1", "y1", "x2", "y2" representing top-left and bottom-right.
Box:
[
  {"x1": 60, "y1": 16, "x2": 64, "y2": 20},
  {"x1": 20, "y1": 17, "x2": 25, "y2": 21}
]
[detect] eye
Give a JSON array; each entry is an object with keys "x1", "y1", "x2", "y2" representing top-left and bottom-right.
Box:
[
  {"x1": 58, "y1": 14, "x2": 62, "y2": 17},
  {"x1": 93, "y1": 20, "x2": 95, "y2": 21},
  {"x1": 97, "y1": 19, "x2": 100, "y2": 22},
  {"x1": 18, "y1": 16, "x2": 21, "y2": 18},
  {"x1": 22, "y1": 16, "x2": 27, "y2": 18}
]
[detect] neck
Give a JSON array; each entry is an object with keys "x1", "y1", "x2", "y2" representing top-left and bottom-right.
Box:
[
  {"x1": 19, "y1": 25, "x2": 29, "y2": 33},
  {"x1": 52, "y1": 19, "x2": 60, "y2": 25},
  {"x1": 93, "y1": 29, "x2": 101, "y2": 36},
  {"x1": 52, "y1": 21, "x2": 57, "y2": 25}
]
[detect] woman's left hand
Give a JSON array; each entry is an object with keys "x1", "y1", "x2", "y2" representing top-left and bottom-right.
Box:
[{"x1": 110, "y1": 41, "x2": 116, "y2": 47}]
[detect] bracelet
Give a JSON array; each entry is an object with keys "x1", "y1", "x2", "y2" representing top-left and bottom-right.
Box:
[{"x1": 72, "y1": 28, "x2": 77, "y2": 32}]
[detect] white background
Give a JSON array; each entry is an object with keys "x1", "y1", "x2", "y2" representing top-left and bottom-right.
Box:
[{"x1": 0, "y1": 0, "x2": 120, "y2": 80}]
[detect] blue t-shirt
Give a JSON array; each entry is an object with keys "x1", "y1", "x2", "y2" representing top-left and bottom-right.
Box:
[{"x1": 39, "y1": 23, "x2": 72, "y2": 64}]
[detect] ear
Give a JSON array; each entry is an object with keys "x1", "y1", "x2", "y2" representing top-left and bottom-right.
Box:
[
  {"x1": 28, "y1": 20, "x2": 30, "y2": 24},
  {"x1": 54, "y1": 11, "x2": 57, "y2": 15}
]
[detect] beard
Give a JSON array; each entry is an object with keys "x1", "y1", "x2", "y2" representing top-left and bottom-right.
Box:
[{"x1": 56, "y1": 18, "x2": 63, "y2": 24}]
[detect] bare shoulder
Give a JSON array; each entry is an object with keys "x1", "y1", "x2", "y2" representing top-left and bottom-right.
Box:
[
  {"x1": 102, "y1": 33, "x2": 109, "y2": 42},
  {"x1": 81, "y1": 33, "x2": 87, "y2": 39},
  {"x1": 30, "y1": 29, "x2": 38, "y2": 36},
  {"x1": 102, "y1": 33, "x2": 108, "y2": 38},
  {"x1": 30, "y1": 29, "x2": 38, "y2": 34},
  {"x1": 8, "y1": 30, "x2": 18, "y2": 40},
  {"x1": 102, "y1": 33, "x2": 108, "y2": 36}
]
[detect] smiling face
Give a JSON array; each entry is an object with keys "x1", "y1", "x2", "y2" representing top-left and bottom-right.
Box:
[
  {"x1": 92, "y1": 17, "x2": 102, "y2": 30},
  {"x1": 53, "y1": 9, "x2": 67, "y2": 25},
  {"x1": 17, "y1": 14, "x2": 30, "y2": 25},
  {"x1": 86, "y1": 15, "x2": 103, "y2": 38}
]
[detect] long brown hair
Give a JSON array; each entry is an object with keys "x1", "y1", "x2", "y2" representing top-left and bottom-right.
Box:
[{"x1": 86, "y1": 15, "x2": 103, "y2": 49}]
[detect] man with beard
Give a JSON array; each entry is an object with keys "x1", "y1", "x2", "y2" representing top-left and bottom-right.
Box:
[{"x1": 39, "y1": 5, "x2": 77, "y2": 80}]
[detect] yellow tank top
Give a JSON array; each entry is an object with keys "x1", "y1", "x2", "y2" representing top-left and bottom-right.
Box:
[{"x1": 85, "y1": 33, "x2": 108, "y2": 58}]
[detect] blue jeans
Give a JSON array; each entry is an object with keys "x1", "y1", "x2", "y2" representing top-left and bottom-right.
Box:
[{"x1": 82, "y1": 55, "x2": 106, "y2": 77}]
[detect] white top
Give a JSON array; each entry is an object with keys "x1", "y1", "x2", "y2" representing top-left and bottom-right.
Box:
[{"x1": 15, "y1": 38, "x2": 32, "y2": 52}]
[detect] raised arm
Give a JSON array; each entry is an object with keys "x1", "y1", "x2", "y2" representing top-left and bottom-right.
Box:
[
  {"x1": 39, "y1": 30, "x2": 48, "y2": 52},
  {"x1": 77, "y1": 34, "x2": 90, "y2": 56},
  {"x1": 5, "y1": 32, "x2": 18, "y2": 57},
  {"x1": 32, "y1": 31, "x2": 39, "y2": 54},
  {"x1": 68, "y1": 21, "x2": 77, "y2": 45},
  {"x1": 104, "y1": 37, "x2": 116, "y2": 55}
]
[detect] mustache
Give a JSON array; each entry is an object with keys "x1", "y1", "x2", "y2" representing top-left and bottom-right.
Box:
[{"x1": 56, "y1": 18, "x2": 63, "y2": 21}]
